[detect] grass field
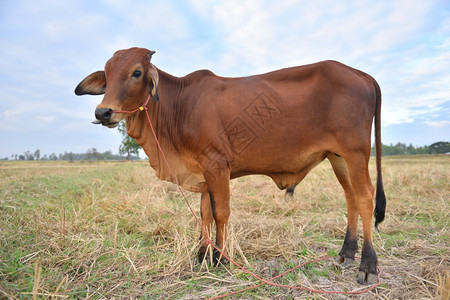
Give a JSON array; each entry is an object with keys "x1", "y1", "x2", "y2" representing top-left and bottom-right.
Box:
[{"x1": 0, "y1": 156, "x2": 448, "y2": 299}]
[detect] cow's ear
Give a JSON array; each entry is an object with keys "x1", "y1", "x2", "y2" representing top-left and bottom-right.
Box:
[
  {"x1": 147, "y1": 64, "x2": 159, "y2": 101},
  {"x1": 75, "y1": 71, "x2": 106, "y2": 95}
]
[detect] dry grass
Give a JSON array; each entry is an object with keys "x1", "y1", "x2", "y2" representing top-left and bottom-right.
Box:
[{"x1": 0, "y1": 156, "x2": 448, "y2": 299}]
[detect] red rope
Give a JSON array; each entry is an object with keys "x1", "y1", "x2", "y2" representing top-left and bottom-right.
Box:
[{"x1": 113, "y1": 94, "x2": 382, "y2": 298}]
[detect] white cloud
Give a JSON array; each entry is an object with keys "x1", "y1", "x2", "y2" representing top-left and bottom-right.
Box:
[
  {"x1": 378, "y1": 35, "x2": 450, "y2": 126},
  {"x1": 34, "y1": 115, "x2": 56, "y2": 123},
  {"x1": 189, "y1": 0, "x2": 435, "y2": 74},
  {"x1": 100, "y1": 1, "x2": 191, "y2": 45},
  {"x1": 426, "y1": 120, "x2": 450, "y2": 128}
]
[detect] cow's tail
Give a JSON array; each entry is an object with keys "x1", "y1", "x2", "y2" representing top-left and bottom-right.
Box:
[{"x1": 373, "y1": 78, "x2": 386, "y2": 230}]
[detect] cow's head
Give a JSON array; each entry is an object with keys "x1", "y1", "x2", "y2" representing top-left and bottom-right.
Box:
[{"x1": 75, "y1": 47, "x2": 159, "y2": 128}]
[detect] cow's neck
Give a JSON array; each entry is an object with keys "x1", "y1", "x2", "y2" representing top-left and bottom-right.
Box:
[{"x1": 125, "y1": 69, "x2": 186, "y2": 183}]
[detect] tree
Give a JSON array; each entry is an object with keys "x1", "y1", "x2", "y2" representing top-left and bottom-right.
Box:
[
  {"x1": 102, "y1": 150, "x2": 114, "y2": 160},
  {"x1": 34, "y1": 149, "x2": 40, "y2": 160},
  {"x1": 60, "y1": 151, "x2": 75, "y2": 161},
  {"x1": 429, "y1": 141, "x2": 450, "y2": 154},
  {"x1": 86, "y1": 148, "x2": 100, "y2": 160},
  {"x1": 24, "y1": 151, "x2": 34, "y2": 160},
  {"x1": 118, "y1": 120, "x2": 141, "y2": 159}
]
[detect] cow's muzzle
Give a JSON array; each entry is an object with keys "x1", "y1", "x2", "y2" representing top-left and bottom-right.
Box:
[{"x1": 93, "y1": 108, "x2": 119, "y2": 128}]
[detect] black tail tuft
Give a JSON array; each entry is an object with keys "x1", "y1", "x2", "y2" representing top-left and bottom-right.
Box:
[{"x1": 374, "y1": 177, "x2": 386, "y2": 230}]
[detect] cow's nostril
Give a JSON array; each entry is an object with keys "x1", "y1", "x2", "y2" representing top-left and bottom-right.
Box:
[{"x1": 95, "y1": 108, "x2": 113, "y2": 122}]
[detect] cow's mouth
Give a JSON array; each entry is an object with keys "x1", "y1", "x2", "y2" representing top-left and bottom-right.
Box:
[
  {"x1": 93, "y1": 108, "x2": 120, "y2": 128},
  {"x1": 92, "y1": 119, "x2": 119, "y2": 128}
]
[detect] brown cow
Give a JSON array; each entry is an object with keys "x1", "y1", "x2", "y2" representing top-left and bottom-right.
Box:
[{"x1": 75, "y1": 47, "x2": 386, "y2": 284}]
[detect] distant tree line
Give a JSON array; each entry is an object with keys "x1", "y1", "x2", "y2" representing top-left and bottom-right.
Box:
[
  {"x1": 7, "y1": 148, "x2": 140, "y2": 161},
  {"x1": 371, "y1": 141, "x2": 450, "y2": 156},
  {"x1": 3, "y1": 141, "x2": 449, "y2": 161}
]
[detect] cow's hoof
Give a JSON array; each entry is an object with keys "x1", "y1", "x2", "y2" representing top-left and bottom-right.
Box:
[
  {"x1": 212, "y1": 249, "x2": 227, "y2": 266},
  {"x1": 198, "y1": 249, "x2": 227, "y2": 266},
  {"x1": 366, "y1": 273, "x2": 378, "y2": 285},
  {"x1": 342, "y1": 258, "x2": 355, "y2": 268},
  {"x1": 357, "y1": 271, "x2": 378, "y2": 285},
  {"x1": 197, "y1": 251, "x2": 208, "y2": 263},
  {"x1": 335, "y1": 256, "x2": 355, "y2": 269}
]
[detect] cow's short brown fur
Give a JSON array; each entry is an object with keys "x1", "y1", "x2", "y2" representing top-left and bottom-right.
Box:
[{"x1": 76, "y1": 47, "x2": 386, "y2": 284}]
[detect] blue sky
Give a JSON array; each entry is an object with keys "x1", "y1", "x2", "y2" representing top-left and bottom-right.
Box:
[{"x1": 0, "y1": 0, "x2": 449, "y2": 159}]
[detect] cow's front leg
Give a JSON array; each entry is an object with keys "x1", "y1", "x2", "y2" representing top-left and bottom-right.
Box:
[
  {"x1": 198, "y1": 191, "x2": 214, "y2": 263},
  {"x1": 204, "y1": 171, "x2": 231, "y2": 265}
]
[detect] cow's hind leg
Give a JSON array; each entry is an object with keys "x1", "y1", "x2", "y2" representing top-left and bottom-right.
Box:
[
  {"x1": 198, "y1": 191, "x2": 214, "y2": 263},
  {"x1": 327, "y1": 154, "x2": 358, "y2": 268},
  {"x1": 345, "y1": 153, "x2": 378, "y2": 284}
]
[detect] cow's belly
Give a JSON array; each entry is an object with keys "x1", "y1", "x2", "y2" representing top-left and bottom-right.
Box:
[{"x1": 230, "y1": 149, "x2": 329, "y2": 190}]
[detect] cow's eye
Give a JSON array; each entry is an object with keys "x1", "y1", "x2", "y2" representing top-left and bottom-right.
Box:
[{"x1": 131, "y1": 70, "x2": 142, "y2": 78}]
